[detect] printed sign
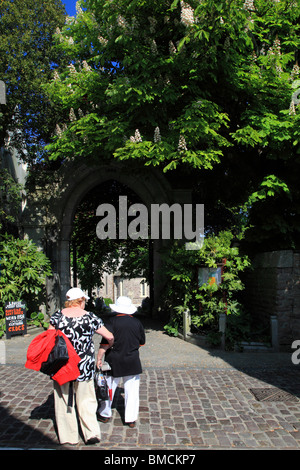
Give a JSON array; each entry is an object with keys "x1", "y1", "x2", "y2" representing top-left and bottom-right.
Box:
[
  {"x1": 5, "y1": 301, "x2": 27, "y2": 339},
  {"x1": 198, "y1": 266, "x2": 222, "y2": 286}
]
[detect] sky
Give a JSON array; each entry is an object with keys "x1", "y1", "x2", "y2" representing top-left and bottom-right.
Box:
[{"x1": 63, "y1": 0, "x2": 78, "y2": 17}]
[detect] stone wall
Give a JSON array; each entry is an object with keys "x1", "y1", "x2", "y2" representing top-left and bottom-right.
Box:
[
  {"x1": 245, "y1": 250, "x2": 300, "y2": 351},
  {"x1": 96, "y1": 272, "x2": 150, "y2": 306}
]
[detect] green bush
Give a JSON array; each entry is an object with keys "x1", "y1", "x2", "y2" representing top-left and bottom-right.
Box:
[
  {"x1": 161, "y1": 231, "x2": 251, "y2": 348},
  {"x1": 0, "y1": 235, "x2": 52, "y2": 338}
]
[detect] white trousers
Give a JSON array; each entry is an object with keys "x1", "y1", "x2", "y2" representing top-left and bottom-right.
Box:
[
  {"x1": 98, "y1": 375, "x2": 140, "y2": 423},
  {"x1": 53, "y1": 379, "x2": 100, "y2": 445}
]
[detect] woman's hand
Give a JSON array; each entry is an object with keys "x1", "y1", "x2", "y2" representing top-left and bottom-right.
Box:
[{"x1": 97, "y1": 346, "x2": 106, "y2": 369}]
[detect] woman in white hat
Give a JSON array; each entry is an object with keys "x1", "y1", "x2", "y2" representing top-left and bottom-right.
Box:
[
  {"x1": 96, "y1": 296, "x2": 145, "y2": 428},
  {"x1": 49, "y1": 287, "x2": 114, "y2": 445}
]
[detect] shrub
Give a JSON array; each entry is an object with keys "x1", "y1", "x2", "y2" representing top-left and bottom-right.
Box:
[
  {"x1": 0, "y1": 235, "x2": 52, "y2": 337},
  {"x1": 161, "y1": 231, "x2": 251, "y2": 348}
]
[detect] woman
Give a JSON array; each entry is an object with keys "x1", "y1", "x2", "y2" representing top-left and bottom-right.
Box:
[
  {"x1": 49, "y1": 287, "x2": 114, "y2": 445},
  {"x1": 97, "y1": 296, "x2": 145, "y2": 428}
]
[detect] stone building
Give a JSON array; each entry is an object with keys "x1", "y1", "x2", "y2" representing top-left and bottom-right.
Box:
[{"x1": 95, "y1": 271, "x2": 149, "y2": 307}]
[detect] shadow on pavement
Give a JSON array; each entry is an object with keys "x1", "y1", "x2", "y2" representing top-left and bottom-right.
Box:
[
  {"x1": 137, "y1": 314, "x2": 300, "y2": 400},
  {"x1": 0, "y1": 393, "x2": 60, "y2": 449}
]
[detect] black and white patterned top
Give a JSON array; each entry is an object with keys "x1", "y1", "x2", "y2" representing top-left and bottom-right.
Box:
[{"x1": 50, "y1": 311, "x2": 104, "y2": 382}]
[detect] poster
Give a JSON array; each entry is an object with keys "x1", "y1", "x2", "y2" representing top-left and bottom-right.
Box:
[
  {"x1": 5, "y1": 301, "x2": 27, "y2": 339},
  {"x1": 198, "y1": 266, "x2": 222, "y2": 287}
]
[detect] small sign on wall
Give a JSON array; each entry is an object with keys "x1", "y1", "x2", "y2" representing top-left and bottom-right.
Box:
[
  {"x1": 198, "y1": 266, "x2": 223, "y2": 286},
  {"x1": 5, "y1": 301, "x2": 27, "y2": 339}
]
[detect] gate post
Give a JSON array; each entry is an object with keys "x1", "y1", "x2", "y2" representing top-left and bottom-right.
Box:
[
  {"x1": 219, "y1": 312, "x2": 226, "y2": 350},
  {"x1": 183, "y1": 308, "x2": 191, "y2": 340}
]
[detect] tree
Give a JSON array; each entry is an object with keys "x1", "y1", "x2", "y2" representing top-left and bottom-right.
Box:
[
  {"x1": 0, "y1": 0, "x2": 67, "y2": 162},
  {"x1": 0, "y1": 168, "x2": 22, "y2": 235},
  {"x1": 44, "y1": 0, "x2": 300, "y2": 250}
]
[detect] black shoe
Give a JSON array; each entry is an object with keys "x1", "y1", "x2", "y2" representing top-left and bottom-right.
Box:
[
  {"x1": 86, "y1": 437, "x2": 100, "y2": 445},
  {"x1": 127, "y1": 422, "x2": 136, "y2": 428},
  {"x1": 97, "y1": 414, "x2": 110, "y2": 423}
]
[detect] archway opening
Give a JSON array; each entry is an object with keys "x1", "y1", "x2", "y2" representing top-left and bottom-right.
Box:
[{"x1": 69, "y1": 179, "x2": 153, "y2": 315}]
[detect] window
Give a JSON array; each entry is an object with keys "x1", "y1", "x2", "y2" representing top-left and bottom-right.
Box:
[{"x1": 140, "y1": 279, "x2": 147, "y2": 297}]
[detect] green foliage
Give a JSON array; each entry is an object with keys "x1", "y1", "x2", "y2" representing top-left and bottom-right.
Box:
[
  {"x1": 42, "y1": 0, "x2": 300, "y2": 250},
  {"x1": 0, "y1": 169, "x2": 22, "y2": 233},
  {"x1": 161, "y1": 231, "x2": 251, "y2": 347},
  {"x1": 0, "y1": 0, "x2": 67, "y2": 159},
  {"x1": 30, "y1": 311, "x2": 49, "y2": 329},
  {"x1": 44, "y1": 0, "x2": 239, "y2": 170},
  {"x1": 0, "y1": 235, "x2": 52, "y2": 336}
]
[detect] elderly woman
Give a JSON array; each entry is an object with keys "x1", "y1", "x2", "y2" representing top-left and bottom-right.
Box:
[
  {"x1": 49, "y1": 287, "x2": 114, "y2": 446},
  {"x1": 97, "y1": 296, "x2": 145, "y2": 428}
]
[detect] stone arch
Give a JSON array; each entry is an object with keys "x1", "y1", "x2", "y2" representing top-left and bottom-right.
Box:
[
  {"x1": 58, "y1": 161, "x2": 175, "y2": 242},
  {"x1": 23, "y1": 160, "x2": 192, "y2": 315}
]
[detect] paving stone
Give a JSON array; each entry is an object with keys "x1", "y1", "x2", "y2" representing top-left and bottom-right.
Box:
[{"x1": 1, "y1": 320, "x2": 300, "y2": 450}]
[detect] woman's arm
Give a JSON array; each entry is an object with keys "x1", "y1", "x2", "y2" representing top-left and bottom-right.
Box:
[
  {"x1": 96, "y1": 324, "x2": 114, "y2": 368},
  {"x1": 97, "y1": 344, "x2": 110, "y2": 368},
  {"x1": 96, "y1": 325, "x2": 114, "y2": 347}
]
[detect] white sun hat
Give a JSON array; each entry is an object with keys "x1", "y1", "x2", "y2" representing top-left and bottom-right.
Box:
[
  {"x1": 66, "y1": 287, "x2": 90, "y2": 301},
  {"x1": 110, "y1": 296, "x2": 137, "y2": 315}
]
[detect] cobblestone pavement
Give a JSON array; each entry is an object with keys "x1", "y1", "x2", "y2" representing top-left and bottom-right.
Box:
[{"x1": 0, "y1": 317, "x2": 300, "y2": 451}]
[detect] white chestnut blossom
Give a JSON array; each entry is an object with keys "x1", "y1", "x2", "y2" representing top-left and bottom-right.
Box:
[
  {"x1": 65, "y1": 16, "x2": 74, "y2": 25},
  {"x1": 243, "y1": 0, "x2": 255, "y2": 10},
  {"x1": 55, "y1": 124, "x2": 63, "y2": 137},
  {"x1": 290, "y1": 64, "x2": 300, "y2": 81},
  {"x1": 76, "y1": 1, "x2": 83, "y2": 15},
  {"x1": 151, "y1": 39, "x2": 158, "y2": 55},
  {"x1": 169, "y1": 41, "x2": 177, "y2": 56},
  {"x1": 289, "y1": 101, "x2": 296, "y2": 115},
  {"x1": 68, "y1": 63, "x2": 77, "y2": 74},
  {"x1": 82, "y1": 60, "x2": 92, "y2": 72},
  {"x1": 98, "y1": 35, "x2": 108, "y2": 46},
  {"x1": 273, "y1": 37, "x2": 281, "y2": 55},
  {"x1": 154, "y1": 127, "x2": 161, "y2": 143},
  {"x1": 134, "y1": 129, "x2": 142, "y2": 142},
  {"x1": 180, "y1": 1, "x2": 195, "y2": 27},
  {"x1": 53, "y1": 70, "x2": 60, "y2": 81},
  {"x1": 130, "y1": 129, "x2": 142, "y2": 143},
  {"x1": 117, "y1": 15, "x2": 128, "y2": 29},
  {"x1": 178, "y1": 135, "x2": 187, "y2": 152},
  {"x1": 69, "y1": 108, "x2": 77, "y2": 122}
]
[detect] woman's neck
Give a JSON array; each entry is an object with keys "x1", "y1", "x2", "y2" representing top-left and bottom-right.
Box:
[{"x1": 61, "y1": 306, "x2": 87, "y2": 318}]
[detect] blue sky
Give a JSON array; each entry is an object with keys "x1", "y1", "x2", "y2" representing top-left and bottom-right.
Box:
[{"x1": 63, "y1": 0, "x2": 77, "y2": 17}]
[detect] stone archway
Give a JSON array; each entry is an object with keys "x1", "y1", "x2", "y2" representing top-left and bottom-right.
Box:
[{"x1": 23, "y1": 160, "x2": 192, "y2": 316}]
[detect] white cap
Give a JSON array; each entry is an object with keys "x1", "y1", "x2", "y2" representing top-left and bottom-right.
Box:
[{"x1": 66, "y1": 287, "x2": 89, "y2": 301}]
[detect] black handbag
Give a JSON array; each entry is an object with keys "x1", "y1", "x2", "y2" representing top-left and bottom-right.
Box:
[
  {"x1": 40, "y1": 333, "x2": 69, "y2": 377},
  {"x1": 40, "y1": 314, "x2": 69, "y2": 377}
]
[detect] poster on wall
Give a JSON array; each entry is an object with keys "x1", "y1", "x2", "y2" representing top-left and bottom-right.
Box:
[
  {"x1": 5, "y1": 301, "x2": 27, "y2": 339},
  {"x1": 198, "y1": 266, "x2": 222, "y2": 287}
]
